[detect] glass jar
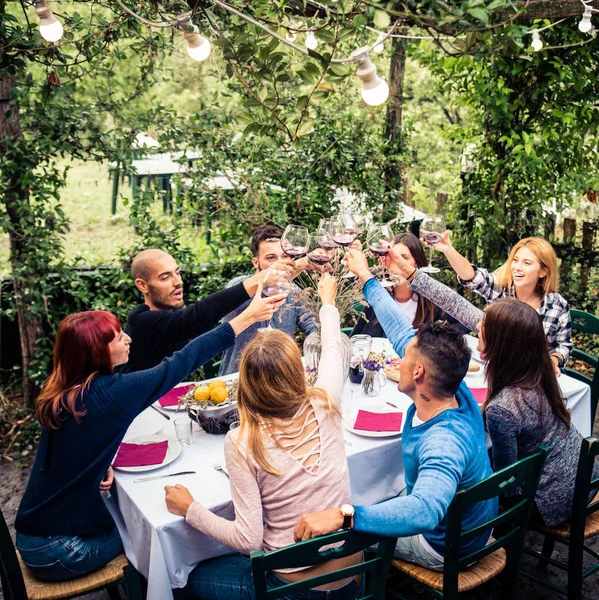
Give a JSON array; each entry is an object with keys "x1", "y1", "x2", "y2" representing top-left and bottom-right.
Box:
[
  {"x1": 361, "y1": 368, "x2": 387, "y2": 397},
  {"x1": 349, "y1": 334, "x2": 372, "y2": 384},
  {"x1": 303, "y1": 330, "x2": 352, "y2": 383}
]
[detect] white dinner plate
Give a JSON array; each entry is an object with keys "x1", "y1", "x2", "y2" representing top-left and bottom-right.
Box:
[
  {"x1": 113, "y1": 435, "x2": 182, "y2": 473},
  {"x1": 342, "y1": 407, "x2": 404, "y2": 438}
]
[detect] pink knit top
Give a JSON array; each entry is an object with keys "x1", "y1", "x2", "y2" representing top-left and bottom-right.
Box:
[{"x1": 186, "y1": 305, "x2": 350, "y2": 567}]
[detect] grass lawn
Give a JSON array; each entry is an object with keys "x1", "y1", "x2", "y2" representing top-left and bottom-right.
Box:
[{"x1": 0, "y1": 159, "x2": 217, "y2": 277}]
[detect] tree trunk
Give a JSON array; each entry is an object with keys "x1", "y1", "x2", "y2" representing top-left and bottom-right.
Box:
[{"x1": 0, "y1": 70, "x2": 41, "y2": 406}]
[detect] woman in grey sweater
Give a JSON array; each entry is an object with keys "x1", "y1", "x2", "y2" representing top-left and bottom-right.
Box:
[{"x1": 382, "y1": 248, "x2": 596, "y2": 527}]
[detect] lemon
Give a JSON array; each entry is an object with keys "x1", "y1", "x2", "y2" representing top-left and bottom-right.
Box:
[
  {"x1": 208, "y1": 379, "x2": 227, "y2": 390},
  {"x1": 210, "y1": 386, "x2": 228, "y2": 404},
  {"x1": 194, "y1": 385, "x2": 211, "y2": 402}
]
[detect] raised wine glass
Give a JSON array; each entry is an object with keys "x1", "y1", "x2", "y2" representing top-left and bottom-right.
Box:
[
  {"x1": 367, "y1": 223, "x2": 395, "y2": 287},
  {"x1": 281, "y1": 225, "x2": 310, "y2": 259},
  {"x1": 307, "y1": 234, "x2": 335, "y2": 267},
  {"x1": 330, "y1": 214, "x2": 360, "y2": 248},
  {"x1": 260, "y1": 265, "x2": 292, "y2": 331},
  {"x1": 420, "y1": 214, "x2": 446, "y2": 274}
]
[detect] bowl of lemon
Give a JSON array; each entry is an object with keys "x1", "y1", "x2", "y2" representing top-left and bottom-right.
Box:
[{"x1": 183, "y1": 379, "x2": 239, "y2": 434}]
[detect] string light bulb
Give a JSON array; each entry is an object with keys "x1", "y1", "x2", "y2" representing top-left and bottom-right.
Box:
[
  {"x1": 286, "y1": 30, "x2": 297, "y2": 42},
  {"x1": 531, "y1": 29, "x2": 543, "y2": 51},
  {"x1": 351, "y1": 48, "x2": 390, "y2": 107},
  {"x1": 578, "y1": 5, "x2": 593, "y2": 33},
  {"x1": 305, "y1": 30, "x2": 318, "y2": 50},
  {"x1": 373, "y1": 33, "x2": 386, "y2": 53},
  {"x1": 183, "y1": 27, "x2": 211, "y2": 62},
  {"x1": 35, "y1": 0, "x2": 63, "y2": 43}
]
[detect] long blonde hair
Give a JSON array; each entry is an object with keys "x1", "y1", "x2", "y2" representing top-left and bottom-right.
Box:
[
  {"x1": 236, "y1": 329, "x2": 339, "y2": 475},
  {"x1": 495, "y1": 237, "x2": 558, "y2": 294}
]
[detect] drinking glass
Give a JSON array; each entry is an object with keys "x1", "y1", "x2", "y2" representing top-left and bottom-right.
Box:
[
  {"x1": 367, "y1": 223, "x2": 395, "y2": 287},
  {"x1": 314, "y1": 223, "x2": 337, "y2": 251},
  {"x1": 420, "y1": 214, "x2": 446, "y2": 274},
  {"x1": 281, "y1": 225, "x2": 309, "y2": 259},
  {"x1": 260, "y1": 264, "x2": 292, "y2": 330},
  {"x1": 330, "y1": 214, "x2": 360, "y2": 248},
  {"x1": 174, "y1": 416, "x2": 193, "y2": 447},
  {"x1": 307, "y1": 234, "x2": 335, "y2": 267},
  {"x1": 349, "y1": 334, "x2": 372, "y2": 384}
]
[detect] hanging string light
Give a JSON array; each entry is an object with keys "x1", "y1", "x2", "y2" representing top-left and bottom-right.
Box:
[
  {"x1": 373, "y1": 32, "x2": 386, "y2": 53},
  {"x1": 183, "y1": 27, "x2": 212, "y2": 62},
  {"x1": 35, "y1": 0, "x2": 63, "y2": 42},
  {"x1": 578, "y1": 4, "x2": 594, "y2": 32},
  {"x1": 530, "y1": 29, "x2": 543, "y2": 51},
  {"x1": 305, "y1": 30, "x2": 318, "y2": 49},
  {"x1": 351, "y1": 48, "x2": 390, "y2": 107}
]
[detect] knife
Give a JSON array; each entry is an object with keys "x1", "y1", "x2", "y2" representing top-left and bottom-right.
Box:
[
  {"x1": 134, "y1": 470, "x2": 196, "y2": 483},
  {"x1": 150, "y1": 405, "x2": 171, "y2": 420}
]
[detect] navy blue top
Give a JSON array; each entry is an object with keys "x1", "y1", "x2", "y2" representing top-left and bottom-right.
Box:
[
  {"x1": 353, "y1": 278, "x2": 497, "y2": 555},
  {"x1": 16, "y1": 323, "x2": 235, "y2": 537}
]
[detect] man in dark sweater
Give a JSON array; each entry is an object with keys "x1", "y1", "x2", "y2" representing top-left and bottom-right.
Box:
[{"x1": 120, "y1": 249, "x2": 266, "y2": 373}]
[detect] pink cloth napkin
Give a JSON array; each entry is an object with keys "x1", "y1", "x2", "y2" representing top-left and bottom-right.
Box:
[
  {"x1": 354, "y1": 410, "x2": 403, "y2": 432},
  {"x1": 158, "y1": 384, "x2": 195, "y2": 407},
  {"x1": 469, "y1": 388, "x2": 488, "y2": 404},
  {"x1": 113, "y1": 440, "x2": 169, "y2": 468}
]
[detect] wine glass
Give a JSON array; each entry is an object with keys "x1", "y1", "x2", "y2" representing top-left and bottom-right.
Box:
[
  {"x1": 330, "y1": 214, "x2": 360, "y2": 248},
  {"x1": 281, "y1": 225, "x2": 310, "y2": 259},
  {"x1": 314, "y1": 224, "x2": 337, "y2": 251},
  {"x1": 367, "y1": 223, "x2": 395, "y2": 287},
  {"x1": 260, "y1": 265, "x2": 292, "y2": 330},
  {"x1": 307, "y1": 234, "x2": 335, "y2": 267},
  {"x1": 420, "y1": 214, "x2": 446, "y2": 274}
]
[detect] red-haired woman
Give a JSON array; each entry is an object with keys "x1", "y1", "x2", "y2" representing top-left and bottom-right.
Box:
[{"x1": 15, "y1": 289, "x2": 284, "y2": 582}]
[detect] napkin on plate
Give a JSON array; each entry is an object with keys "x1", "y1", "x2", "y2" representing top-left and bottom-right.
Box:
[
  {"x1": 157, "y1": 384, "x2": 195, "y2": 407},
  {"x1": 354, "y1": 410, "x2": 403, "y2": 432},
  {"x1": 469, "y1": 388, "x2": 487, "y2": 404},
  {"x1": 113, "y1": 440, "x2": 169, "y2": 468}
]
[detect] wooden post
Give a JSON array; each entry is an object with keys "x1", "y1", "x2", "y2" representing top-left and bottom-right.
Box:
[
  {"x1": 581, "y1": 221, "x2": 595, "y2": 289},
  {"x1": 436, "y1": 192, "x2": 448, "y2": 214},
  {"x1": 560, "y1": 218, "x2": 577, "y2": 282},
  {"x1": 544, "y1": 215, "x2": 556, "y2": 242}
]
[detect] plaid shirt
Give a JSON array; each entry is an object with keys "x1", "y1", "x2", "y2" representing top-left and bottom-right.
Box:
[{"x1": 460, "y1": 268, "x2": 572, "y2": 367}]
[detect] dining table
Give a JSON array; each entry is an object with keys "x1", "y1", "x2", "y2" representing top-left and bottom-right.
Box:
[{"x1": 105, "y1": 337, "x2": 592, "y2": 600}]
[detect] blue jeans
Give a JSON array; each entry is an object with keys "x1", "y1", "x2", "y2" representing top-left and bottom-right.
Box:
[
  {"x1": 393, "y1": 534, "x2": 445, "y2": 572},
  {"x1": 175, "y1": 553, "x2": 365, "y2": 600},
  {"x1": 16, "y1": 527, "x2": 123, "y2": 581}
]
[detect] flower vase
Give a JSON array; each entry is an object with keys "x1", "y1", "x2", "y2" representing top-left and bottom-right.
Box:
[
  {"x1": 303, "y1": 330, "x2": 352, "y2": 383},
  {"x1": 361, "y1": 368, "x2": 387, "y2": 397}
]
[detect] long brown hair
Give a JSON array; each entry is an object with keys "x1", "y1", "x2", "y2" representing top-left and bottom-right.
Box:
[
  {"x1": 494, "y1": 237, "x2": 558, "y2": 294},
  {"x1": 236, "y1": 329, "x2": 338, "y2": 474},
  {"x1": 482, "y1": 299, "x2": 570, "y2": 428},
  {"x1": 36, "y1": 311, "x2": 121, "y2": 429},
  {"x1": 394, "y1": 232, "x2": 436, "y2": 326}
]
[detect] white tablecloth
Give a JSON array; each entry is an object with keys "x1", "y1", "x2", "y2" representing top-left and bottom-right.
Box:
[{"x1": 107, "y1": 338, "x2": 591, "y2": 600}]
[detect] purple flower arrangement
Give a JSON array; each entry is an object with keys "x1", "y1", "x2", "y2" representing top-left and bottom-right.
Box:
[{"x1": 362, "y1": 351, "x2": 391, "y2": 372}]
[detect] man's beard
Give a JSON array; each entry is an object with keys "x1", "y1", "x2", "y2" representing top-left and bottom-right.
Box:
[{"x1": 147, "y1": 284, "x2": 184, "y2": 311}]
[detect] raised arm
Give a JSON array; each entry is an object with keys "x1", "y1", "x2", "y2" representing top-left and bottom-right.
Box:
[{"x1": 425, "y1": 230, "x2": 476, "y2": 282}]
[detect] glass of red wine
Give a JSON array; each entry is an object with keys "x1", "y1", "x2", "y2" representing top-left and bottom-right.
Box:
[
  {"x1": 281, "y1": 225, "x2": 310, "y2": 259},
  {"x1": 259, "y1": 265, "x2": 292, "y2": 331},
  {"x1": 330, "y1": 214, "x2": 360, "y2": 248},
  {"x1": 420, "y1": 214, "x2": 446, "y2": 274},
  {"x1": 307, "y1": 234, "x2": 335, "y2": 267},
  {"x1": 315, "y1": 221, "x2": 338, "y2": 251},
  {"x1": 367, "y1": 223, "x2": 395, "y2": 287}
]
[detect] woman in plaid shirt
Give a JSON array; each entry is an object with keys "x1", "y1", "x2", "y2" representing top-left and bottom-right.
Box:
[{"x1": 422, "y1": 234, "x2": 571, "y2": 371}]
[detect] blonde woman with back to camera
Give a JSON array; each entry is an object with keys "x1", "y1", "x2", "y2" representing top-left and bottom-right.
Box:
[
  {"x1": 164, "y1": 273, "x2": 364, "y2": 600},
  {"x1": 426, "y1": 233, "x2": 571, "y2": 372}
]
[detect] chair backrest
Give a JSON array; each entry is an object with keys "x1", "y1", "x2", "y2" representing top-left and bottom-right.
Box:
[
  {"x1": 569, "y1": 437, "x2": 599, "y2": 547},
  {"x1": 250, "y1": 529, "x2": 396, "y2": 600},
  {"x1": 442, "y1": 447, "x2": 548, "y2": 594},
  {"x1": 0, "y1": 508, "x2": 28, "y2": 600},
  {"x1": 565, "y1": 309, "x2": 599, "y2": 425}
]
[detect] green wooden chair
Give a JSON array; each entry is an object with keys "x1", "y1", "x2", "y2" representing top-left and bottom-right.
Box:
[
  {"x1": 388, "y1": 448, "x2": 548, "y2": 600},
  {"x1": 521, "y1": 437, "x2": 599, "y2": 600},
  {"x1": 250, "y1": 529, "x2": 397, "y2": 599},
  {"x1": 0, "y1": 508, "x2": 143, "y2": 600},
  {"x1": 564, "y1": 309, "x2": 599, "y2": 427}
]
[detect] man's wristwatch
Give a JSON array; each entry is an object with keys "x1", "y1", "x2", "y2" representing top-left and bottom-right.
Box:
[{"x1": 340, "y1": 504, "x2": 355, "y2": 529}]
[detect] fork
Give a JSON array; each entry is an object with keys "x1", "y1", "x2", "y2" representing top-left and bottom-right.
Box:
[{"x1": 214, "y1": 464, "x2": 230, "y2": 479}]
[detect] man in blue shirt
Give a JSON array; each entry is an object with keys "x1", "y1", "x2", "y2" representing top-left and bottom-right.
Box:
[
  {"x1": 218, "y1": 224, "x2": 317, "y2": 375},
  {"x1": 294, "y1": 250, "x2": 497, "y2": 571}
]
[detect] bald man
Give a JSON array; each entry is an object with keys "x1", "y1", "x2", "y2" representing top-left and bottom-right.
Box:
[{"x1": 119, "y1": 249, "x2": 265, "y2": 373}]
